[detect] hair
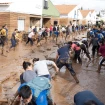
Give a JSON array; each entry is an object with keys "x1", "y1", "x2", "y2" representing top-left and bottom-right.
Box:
[
  {"x1": 84, "y1": 100, "x2": 98, "y2": 105},
  {"x1": 14, "y1": 29, "x2": 18, "y2": 31},
  {"x1": 23, "y1": 61, "x2": 31, "y2": 70},
  {"x1": 19, "y1": 85, "x2": 32, "y2": 99},
  {"x1": 2, "y1": 26, "x2": 5, "y2": 28},
  {"x1": 67, "y1": 41, "x2": 72, "y2": 45},
  {"x1": 4, "y1": 24, "x2": 7, "y2": 27},
  {"x1": 99, "y1": 40, "x2": 104, "y2": 46},
  {"x1": 33, "y1": 58, "x2": 39, "y2": 63}
]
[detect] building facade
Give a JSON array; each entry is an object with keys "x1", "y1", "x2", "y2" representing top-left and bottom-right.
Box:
[
  {"x1": 0, "y1": 0, "x2": 60, "y2": 36},
  {"x1": 55, "y1": 5, "x2": 83, "y2": 26}
]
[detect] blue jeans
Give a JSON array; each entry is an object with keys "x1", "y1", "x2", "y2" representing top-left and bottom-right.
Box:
[
  {"x1": 10, "y1": 39, "x2": 16, "y2": 48},
  {"x1": 26, "y1": 37, "x2": 33, "y2": 46},
  {"x1": 56, "y1": 58, "x2": 76, "y2": 76},
  {"x1": 40, "y1": 75, "x2": 51, "y2": 80}
]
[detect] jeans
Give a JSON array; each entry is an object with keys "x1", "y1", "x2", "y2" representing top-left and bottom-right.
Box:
[
  {"x1": 50, "y1": 31, "x2": 52, "y2": 36},
  {"x1": 99, "y1": 57, "x2": 105, "y2": 66},
  {"x1": 56, "y1": 58, "x2": 76, "y2": 76},
  {"x1": 40, "y1": 75, "x2": 51, "y2": 80},
  {"x1": 10, "y1": 39, "x2": 16, "y2": 48}
]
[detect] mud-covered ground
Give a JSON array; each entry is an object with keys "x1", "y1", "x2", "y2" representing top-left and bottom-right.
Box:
[{"x1": 0, "y1": 35, "x2": 105, "y2": 105}]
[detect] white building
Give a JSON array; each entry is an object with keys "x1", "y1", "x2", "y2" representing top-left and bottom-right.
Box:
[
  {"x1": 55, "y1": 5, "x2": 82, "y2": 25},
  {"x1": 80, "y1": 10, "x2": 92, "y2": 25},
  {"x1": 0, "y1": 1, "x2": 43, "y2": 15},
  {"x1": 91, "y1": 10, "x2": 97, "y2": 24}
]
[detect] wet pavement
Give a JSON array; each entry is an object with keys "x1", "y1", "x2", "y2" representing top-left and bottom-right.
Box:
[{"x1": 0, "y1": 35, "x2": 105, "y2": 105}]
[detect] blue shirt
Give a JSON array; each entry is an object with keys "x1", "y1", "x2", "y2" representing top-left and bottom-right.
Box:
[
  {"x1": 18, "y1": 83, "x2": 48, "y2": 105},
  {"x1": 74, "y1": 90, "x2": 104, "y2": 105},
  {"x1": 57, "y1": 44, "x2": 70, "y2": 59}
]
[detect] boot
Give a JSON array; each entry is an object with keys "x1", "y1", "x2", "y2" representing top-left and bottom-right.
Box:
[
  {"x1": 73, "y1": 75, "x2": 79, "y2": 83},
  {"x1": 97, "y1": 65, "x2": 101, "y2": 73}
]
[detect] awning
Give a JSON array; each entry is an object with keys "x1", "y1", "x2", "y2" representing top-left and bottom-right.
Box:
[{"x1": 30, "y1": 14, "x2": 41, "y2": 18}]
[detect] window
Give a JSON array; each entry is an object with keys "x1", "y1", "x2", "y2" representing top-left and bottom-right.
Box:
[
  {"x1": 74, "y1": 11, "x2": 76, "y2": 18},
  {"x1": 44, "y1": 0, "x2": 48, "y2": 9},
  {"x1": 18, "y1": 19, "x2": 25, "y2": 31},
  {"x1": 75, "y1": 10, "x2": 76, "y2": 15}
]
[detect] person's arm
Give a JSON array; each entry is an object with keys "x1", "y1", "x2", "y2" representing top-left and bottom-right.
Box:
[
  {"x1": 46, "y1": 60, "x2": 59, "y2": 73},
  {"x1": 55, "y1": 52, "x2": 59, "y2": 63},
  {"x1": 69, "y1": 48, "x2": 75, "y2": 58},
  {"x1": 52, "y1": 62, "x2": 59, "y2": 73},
  {"x1": 33, "y1": 65, "x2": 38, "y2": 75}
]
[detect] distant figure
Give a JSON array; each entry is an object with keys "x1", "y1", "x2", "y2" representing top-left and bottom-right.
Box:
[
  {"x1": 74, "y1": 90, "x2": 104, "y2": 105},
  {"x1": 28, "y1": 26, "x2": 32, "y2": 33},
  {"x1": 9, "y1": 29, "x2": 18, "y2": 51},
  {"x1": 26, "y1": 30, "x2": 35, "y2": 46}
]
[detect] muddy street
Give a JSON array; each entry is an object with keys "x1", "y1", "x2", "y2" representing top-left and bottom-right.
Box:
[{"x1": 0, "y1": 36, "x2": 105, "y2": 105}]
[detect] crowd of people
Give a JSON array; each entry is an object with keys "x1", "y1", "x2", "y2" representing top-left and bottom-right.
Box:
[{"x1": 0, "y1": 23, "x2": 105, "y2": 105}]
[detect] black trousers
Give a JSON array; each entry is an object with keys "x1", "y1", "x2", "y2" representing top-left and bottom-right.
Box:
[
  {"x1": 26, "y1": 37, "x2": 33, "y2": 45},
  {"x1": 74, "y1": 50, "x2": 82, "y2": 63},
  {"x1": 92, "y1": 46, "x2": 98, "y2": 57}
]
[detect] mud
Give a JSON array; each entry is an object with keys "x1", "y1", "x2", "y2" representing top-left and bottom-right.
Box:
[{"x1": 0, "y1": 35, "x2": 105, "y2": 105}]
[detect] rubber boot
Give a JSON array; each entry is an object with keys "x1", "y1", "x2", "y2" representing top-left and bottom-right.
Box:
[
  {"x1": 73, "y1": 75, "x2": 79, "y2": 83},
  {"x1": 97, "y1": 65, "x2": 101, "y2": 73}
]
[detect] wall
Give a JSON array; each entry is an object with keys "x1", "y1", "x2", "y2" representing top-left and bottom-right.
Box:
[
  {"x1": 0, "y1": 0, "x2": 43, "y2": 15},
  {"x1": 0, "y1": 12, "x2": 30, "y2": 36},
  {"x1": 9, "y1": 12, "x2": 30, "y2": 35},
  {"x1": 59, "y1": 18, "x2": 68, "y2": 26},
  {"x1": 0, "y1": 5, "x2": 9, "y2": 12},
  {"x1": 91, "y1": 11, "x2": 96, "y2": 24},
  {"x1": 86, "y1": 11, "x2": 91, "y2": 21},
  {"x1": 0, "y1": 12, "x2": 10, "y2": 35},
  {"x1": 43, "y1": 18, "x2": 51, "y2": 27},
  {"x1": 68, "y1": 6, "x2": 83, "y2": 25},
  {"x1": 51, "y1": 17, "x2": 59, "y2": 25},
  {"x1": 60, "y1": 14, "x2": 68, "y2": 18},
  {"x1": 42, "y1": 0, "x2": 60, "y2": 17},
  {"x1": 68, "y1": 6, "x2": 79, "y2": 19},
  {"x1": 30, "y1": 17, "x2": 40, "y2": 28}
]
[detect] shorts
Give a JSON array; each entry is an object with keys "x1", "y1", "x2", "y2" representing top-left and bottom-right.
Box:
[
  {"x1": 54, "y1": 31, "x2": 59, "y2": 37},
  {"x1": 99, "y1": 57, "x2": 105, "y2": 66}
]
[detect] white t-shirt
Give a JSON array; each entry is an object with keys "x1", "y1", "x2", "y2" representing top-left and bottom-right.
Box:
[
  {"x1": 33, "y1": 60, "x2": 55, "y2": 76},
  {"x1": 62, "y1": 27, "x2": 66, "y2": 31},
  {"x1": 28, "y1": 32, "x2": 34, "y2": 38},
  {"x1": 82, "y1": 38, "x2": 87, "y2": 41},
  {"x1": 38, "y1": 31, "x2": 42, "y2": 36},
  {"x1": 28, "y1": 28, "x2": 32, "y2": 33}
]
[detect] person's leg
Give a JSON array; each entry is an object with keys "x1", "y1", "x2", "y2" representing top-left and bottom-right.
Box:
[
  {"x1": 97, "y1": 58, "x2": 105, "y2": 73},
  {"x1": 97, "y1": 45, "x2": 99, "y2": 56},
  {"x1": 82, "y1": 45, "x2": 91, "y2": 61},
  {"x1": 30, "y1": 38, "x2": 33, "y2": 46},
  {"x1": 92, "y1": 46, "x2": 96, "y2": 58},
  {"x1": 26, "y1": 37, "x2": 30, "y2": 44},
  {"x1": 56, "y1": 60, "x2": 64, "y2": 71},
  {"x1": 65, "y1": 63, "x2": 79, "y2": 83},
  {"x1": 76, "y1": 50, "x2": 82, "y2": 64},
  {"x1": 10, "y1": 39, "x2": 14, "y2": 49}
]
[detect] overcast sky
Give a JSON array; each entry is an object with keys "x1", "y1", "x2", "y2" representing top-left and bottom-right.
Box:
[{"x1": 50, "y1": 0, "x2": 105, "y2": 11}]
